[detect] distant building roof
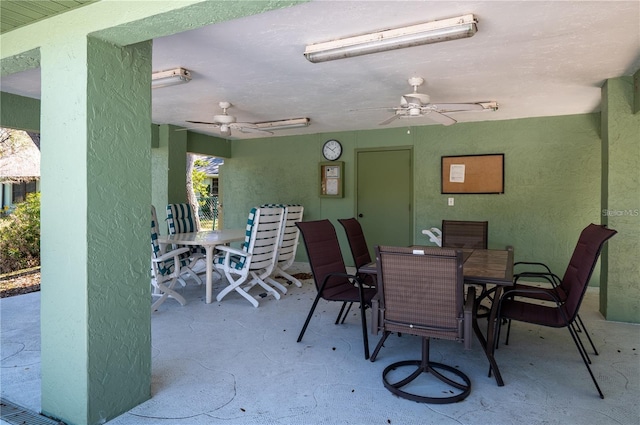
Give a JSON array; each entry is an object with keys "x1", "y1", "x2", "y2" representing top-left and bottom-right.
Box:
[
  {"x1": 195, "y1": 156, "x2": 223, "y2": 176},
  {"x1": 0, "y1": 129, "x2": 40, "y2": 183}
]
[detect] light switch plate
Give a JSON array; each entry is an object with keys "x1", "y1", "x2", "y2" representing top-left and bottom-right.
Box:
[{"x1": 448, "y1": 197, "x2": 454, "y2": 206}]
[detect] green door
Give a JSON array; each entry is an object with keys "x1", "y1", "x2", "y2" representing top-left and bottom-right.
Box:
[{"x1": 356, "y1": 148, "x2": 412, "y2": 259}]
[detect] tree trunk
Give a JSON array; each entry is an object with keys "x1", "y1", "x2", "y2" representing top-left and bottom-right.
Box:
[{"x1": 186, "y1": 153, "x2": 201, "y2": 230}]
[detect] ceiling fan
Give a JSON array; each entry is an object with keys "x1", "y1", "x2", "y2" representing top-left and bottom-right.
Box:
[
  {"x1": 184, "y1": 101, "x2": 273, "y2": 137},
  {"x1": 378, "y1": 77, "x2": 498, "y2": 126}
]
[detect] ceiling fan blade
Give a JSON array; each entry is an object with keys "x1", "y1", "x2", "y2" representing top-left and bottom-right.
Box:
[
  {"x1": 426, "y1": 111, "x2": 457, "y2": 126},
  {"x1": 431, "y1": 102, "x2": 500, "y2": 112},
  {"x1": 379, "y1": 114, "x2": 400, "y2": 126},
  {"x1": 186, "y1": 120, "x2": 219, "y2": 125},
  {"x1": 176, "y1": 121, "x2": 221, "y2": 131}
]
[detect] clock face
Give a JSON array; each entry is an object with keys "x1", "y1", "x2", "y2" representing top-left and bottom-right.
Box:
[{"x1": 322, "y1": 139, "x2": 342, "y2": 161}]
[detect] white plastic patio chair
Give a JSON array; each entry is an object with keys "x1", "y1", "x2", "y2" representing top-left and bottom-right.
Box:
[
  {"x1": 214, "y1": 206, "x2": 284, "y2": 307},
  {"x1": 261, "y1": 204, "x2": 305, "y2": 291},
  {"x1": 166, "y1": 203, "x2": 208, "y2": 285},
  {"x1": 151, "y1": 206, "x2": 191, "y2": 310}
]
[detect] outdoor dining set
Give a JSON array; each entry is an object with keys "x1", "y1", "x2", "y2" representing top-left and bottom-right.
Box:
[{"x1": 150, "y1": 205, "x2": 616, "y2": 404}]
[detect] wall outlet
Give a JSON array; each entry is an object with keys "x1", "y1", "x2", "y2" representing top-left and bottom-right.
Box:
[{"x1": 448, "y1": 197, "x2": 454, "y2": 206}]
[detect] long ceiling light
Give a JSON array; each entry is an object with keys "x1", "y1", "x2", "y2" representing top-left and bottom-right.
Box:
[
  {"x1": 152, "y1": 68, "x2": 192, "y2": 89},
  {"x1": 254, "y1": 117, "x2": 310, "y2": 130},
  {"x1": 304, "y1": 14, "x2": 478, "y2": 63}
]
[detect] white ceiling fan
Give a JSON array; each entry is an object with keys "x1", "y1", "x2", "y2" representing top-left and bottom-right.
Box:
[
  {"x1": 379, "y1": 77, "x2": 498, "y2": 126},
  {"x1": 184, "y1": 101, "x2": 273, "y2": 137}
]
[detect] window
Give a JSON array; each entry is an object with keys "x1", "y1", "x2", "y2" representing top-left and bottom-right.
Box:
[
  {"x1": 210, "y1": 177, "x2": 219, "y2": 196},
  {"x1": 12, "y1": 180, "x2": 37, "y2": 204}
]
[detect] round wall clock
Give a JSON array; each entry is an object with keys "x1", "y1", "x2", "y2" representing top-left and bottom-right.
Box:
[{"x1": 322, "y1": 139, "x2": 342, "y2": 161}]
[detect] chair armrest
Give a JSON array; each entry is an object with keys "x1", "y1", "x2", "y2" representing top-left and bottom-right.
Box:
[
  {"x1": 463, "y1": 286, "x2": 476, "y2": 350},
  {"x1": 214, "y1": 245, "x2": 252, "y2": 269},
  {"x1": 513, "y1": 270, "x2": 561, "y2": 287},
  {"x1": 152, "y1": 247, "x2": 190, "y2": 264},
  {"x1": 318, "y1": 272, "x2": 362, "y2": 293},
  {"x1": 500, "y1": 287, "x2": 563, "y2": 305},
  {"x1": 514, "y1": 261, "x2": 553, "y2": 274},
  {"x1": 215, "y1": 245, "x2": 246, "y2": 257}
]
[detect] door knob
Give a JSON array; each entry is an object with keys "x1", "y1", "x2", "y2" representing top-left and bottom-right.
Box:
[{"x1": 358, "y1": 214, "x2": 363, "y2": 218}]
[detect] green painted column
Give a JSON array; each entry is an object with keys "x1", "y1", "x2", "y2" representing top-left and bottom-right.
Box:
[
  {"x1": 600, "y1": 75, "x2": 640, "y2": 323},
  {"x1": 162, "y1": 124, "x2": 188, "y2": 205},
  {"x1": 40, "y1": 37, "x2": 152, "y2": 424},
  {"x1": 151, "y1": 125, "x2": 169, "y2": 224},
  {"x1": 151, "y1": 124, "x2": 187, "y2": 230}
]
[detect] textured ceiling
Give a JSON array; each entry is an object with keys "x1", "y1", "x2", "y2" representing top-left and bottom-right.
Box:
[
  {"x1": 1, "y1": 1, "x2": 639, "y2": 140},
  {"x1": 0, "y1": 0, "x2": 96, "y2": 34}
]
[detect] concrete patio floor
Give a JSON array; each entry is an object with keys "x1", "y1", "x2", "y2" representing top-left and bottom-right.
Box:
[{"x1": 2, "y1": 263, "x2": 639, "y2": 425}]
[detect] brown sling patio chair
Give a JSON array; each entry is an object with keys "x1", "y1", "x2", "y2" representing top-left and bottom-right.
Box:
[
  {"x1": 495, "y1": 223, "x2": 617, "y2": 399},
  {"x1": 442, "y1": 220, "x2": 491, "y2": 314},
  {"x1": 296, "y1": 219, "x2": 377, "y2": 359},
  {"x1": 337, "y1": 217, "x2": 377, "y2": 323},
  {"x1": 441, "y1": 220, "x2": 488, "y2": 250},
  {"x1": 370, "y1": 245, "x2": 476, "y2": 404}
]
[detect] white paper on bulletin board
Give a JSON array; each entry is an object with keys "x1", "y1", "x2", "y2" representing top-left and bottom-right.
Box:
[
  {"x1": 326, "y1": 178, "x2": 339, "y2": 195},
  {"x1": 449, "y1": 164, "x2": 466, "y2": 183}
]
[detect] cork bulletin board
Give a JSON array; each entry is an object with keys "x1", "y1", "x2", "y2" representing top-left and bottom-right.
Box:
[{"x1": 441, "y1": 154, "x2": 504, "y2": 194}]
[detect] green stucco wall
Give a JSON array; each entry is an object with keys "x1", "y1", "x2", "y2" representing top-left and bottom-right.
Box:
[
  {"x1": 601, "y1": 76, "x2": 640, "y2": 323},
  {"x1": 0, "y1": 91, "x2": 40, "y2": 132},
  {"x1": 223, "y1": 114, "x2": 602, "y2": 285}
]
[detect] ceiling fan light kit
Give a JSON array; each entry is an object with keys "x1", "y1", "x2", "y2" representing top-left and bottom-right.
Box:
[
  {"x1": 151, "y1": 67, "x2": 192, "y2": 89},
  {"x1": 304, "y1": 14, "x2": 477, "y2": 63}
]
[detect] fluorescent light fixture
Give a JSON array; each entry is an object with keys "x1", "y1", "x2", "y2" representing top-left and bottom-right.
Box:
[
  {"x1": 304, "y1": 14, "x2": 478, "y2": 63},
  {"x1": 254, "y1": 117, "x2": 310, "y2": 130},
  {"x1": 152, "y1": 67, "x2": 192, "y2": 89}
]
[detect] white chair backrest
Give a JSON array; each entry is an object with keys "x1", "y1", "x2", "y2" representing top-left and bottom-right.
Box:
[
  {"x1": 277, "y1": 205, "x2": 304, "y2": 264},
  {"x1": 246, "y1": 207, "x2": 284, "y2": 274}
]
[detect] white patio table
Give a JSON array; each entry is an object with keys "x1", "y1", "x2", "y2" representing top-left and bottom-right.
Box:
[{"x1": 158, "y1": 229, "x2": 245, "y2": 304}]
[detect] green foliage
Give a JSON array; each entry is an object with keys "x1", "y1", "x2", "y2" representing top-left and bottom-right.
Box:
[
  {"x1": 191, "y1": 162, "x2": 209, "y2": 201},
  {"x1": 0, "y1": 192, "x2": 40, "y2": 274}
]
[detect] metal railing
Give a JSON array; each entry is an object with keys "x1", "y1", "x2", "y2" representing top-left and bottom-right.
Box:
[{"x1": 197, "y1": 195, "x2": 219, "y2": 230}]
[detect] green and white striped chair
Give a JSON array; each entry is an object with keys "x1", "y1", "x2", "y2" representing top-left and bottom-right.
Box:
[
  {"x1": 151, "y1": 205, "x2": 190, "y2": 311},
  {"x1": 262, "y1": 204, "x2": 305, "y2": 291},
  {"x1": 166, "y1": 203, "x2": 208, "y2": 285},
  {"x1": 214, "y1": 206, "x2": 284, "y2": 307}
]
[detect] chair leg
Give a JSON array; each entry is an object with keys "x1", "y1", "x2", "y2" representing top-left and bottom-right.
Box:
[
  {"x1": 336, "y1": 302, "x2": 353, "y2": 324},
  {"x1": 381, "y1": 337, "x2": 471, "y2": 404},
  {"x1": 571, "y1": 322, "x2": 593, "y2": 365},
  {"x1": 297, "y1": 292, "x2": 324, "y2": 343},
  {"x1": 217, "y1": 273, "x2": 261, "y2": 307},
  {"x1": 264, "y1": 276, "x2": 289, "y2": 294},
  {"x1": 370, "y1": 331, "x2": 391, "y2": 362},
  {"x1": 358, "y1": 299, "x2": 370, "y2": 360},
  {"x1": 276, "y1": 268, "x2": 302, "y2": 287},
  {"x1": 576, "y1": 314, "x2": 599, "y2": 355},
  {"x1": 152, "y1": 277, "x2": 187, "y2": 311},
  {"x1": 567, "y1": 324, "x2": 604, "y2": 399}
]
